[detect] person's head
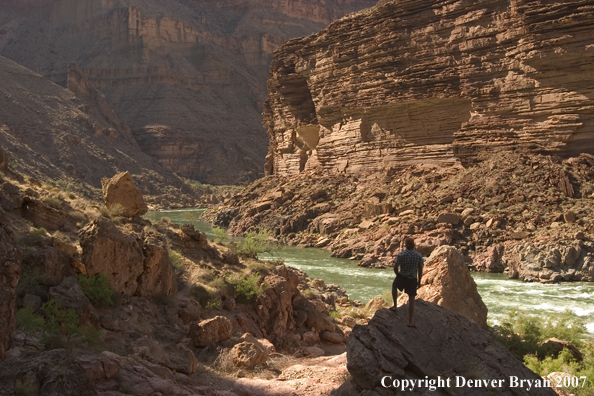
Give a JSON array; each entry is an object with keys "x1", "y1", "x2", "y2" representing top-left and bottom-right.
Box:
[{"x1": 404, "y1": 237, "x2": 415, "y2": 250}]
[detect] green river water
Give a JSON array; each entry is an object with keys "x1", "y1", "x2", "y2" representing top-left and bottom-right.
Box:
[{"x1": 145, "y1": 209, "x2": 594, "y2": 335}]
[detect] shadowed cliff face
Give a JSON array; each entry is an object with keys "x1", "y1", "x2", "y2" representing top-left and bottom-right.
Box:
[
  {"x1": 264, "y1": 0, "x2": 594, "y2": 177},
  {"x1": 0, "y1": 0, "x2": 376, "y2": 184}
]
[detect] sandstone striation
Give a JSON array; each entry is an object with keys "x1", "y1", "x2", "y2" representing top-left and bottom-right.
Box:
[
  {"x1": 0, "y1": 0, "x2": 375, "y2": 184},
  {"x1": 399, "y1": 245, "x2": 488, "y2": 329},
  {"x1": 264, "y1": 0, "x2": 594, "y2": 178},
  {"x1": 333, "y1": 303, "x2": 556, "y2": 396}
]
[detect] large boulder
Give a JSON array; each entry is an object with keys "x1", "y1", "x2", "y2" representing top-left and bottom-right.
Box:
[
  {"x1": 101, "y1": 172, "x2": 147, "y2": 218},
  {"x1": 189, "y1": 316, "x2": 233, "y2": 347},
  {"x1": 255, "y1": 266, "x2": 301, "y2": 341},
  {"x1": 79, "y1": 217, "x2": 144, "y2": 295},
  {"x1": 230, "y1": 333, "x2": 269, "y2": 369},
  {"x1": 400, "y1": 245, "x2": 488, "y2": 329},
  {"x1": 0, "y1": 349, "x2": 98, "y2": 395},
  {"x1": 0, "y1": 218, "x2": 20, "y2": 360},
  {"x1": 333, "y1": 303, "x2": 556, "y2": 396},
  {"x1": 136, "y1": 233, "x2": 177, "y2": 297}
]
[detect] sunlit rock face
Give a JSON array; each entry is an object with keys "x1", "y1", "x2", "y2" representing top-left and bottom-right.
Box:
[
  {"x1": 264, "y1": 0, "x2": 594, "y2": 177},
  {"x1": 0, "y1": 0, "x2": 375, "y2": 184}
]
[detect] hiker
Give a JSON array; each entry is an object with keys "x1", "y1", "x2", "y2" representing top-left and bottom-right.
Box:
[{"x1": 391, "y1": 237, "x2": 424, "y2": 327}]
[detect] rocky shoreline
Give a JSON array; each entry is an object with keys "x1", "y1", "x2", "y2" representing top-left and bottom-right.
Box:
[{"x1": 211, "y1": 151, "x2": 594, "y2": 284}]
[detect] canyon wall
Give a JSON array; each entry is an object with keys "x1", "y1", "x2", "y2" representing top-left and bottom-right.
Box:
[
  {"x1": 264, "y1": 0, "x2": 594, "y2": 177},
  {"x1": 0, "y1": 0, "x2": 375, "y2": 184}
]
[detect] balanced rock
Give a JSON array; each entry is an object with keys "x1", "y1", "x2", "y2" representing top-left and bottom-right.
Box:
[
  {"x1": 190, "y1": 316, "x2": 233, "y2": 347},
  {"x1": 101, "y1": 172, "x2": 147, "y2": 218},
  {"x1": 0, "y1": 219, "x2": 20, "y2": 360},
  {"x1": 333, "y1": 304, "x2": 556, "y2": 396},
  {"x1": 400, "y1": 245, "x2": 487, "y2": 329}
]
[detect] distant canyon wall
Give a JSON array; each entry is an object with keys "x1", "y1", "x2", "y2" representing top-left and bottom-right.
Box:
[
  {"x1": 264, "y1": 0, "x2": 594, "y2": 177},
  {"x1": 0, "y1": 0, "x2": 375, "y2": 184}
]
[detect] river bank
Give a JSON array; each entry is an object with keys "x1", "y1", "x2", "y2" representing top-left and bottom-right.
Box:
[{"x1": 146, "y1": 209, "x2": 594, "y2": 335}]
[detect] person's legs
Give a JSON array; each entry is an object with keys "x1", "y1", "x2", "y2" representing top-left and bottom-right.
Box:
[
  {"x1": 391, "y1": 278, "x2": 399, "y2": 309},
  {"x1": 408, "y1": 298, "x2": 415, "y2": 327}
]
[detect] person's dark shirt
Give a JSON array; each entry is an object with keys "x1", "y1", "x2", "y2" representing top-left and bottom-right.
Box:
[{"x1": 394, "y1": 249, "x2": 424, "y2": 279}]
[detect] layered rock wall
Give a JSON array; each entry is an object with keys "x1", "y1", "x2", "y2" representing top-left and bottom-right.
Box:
[
  {"x1": 0, "y1": 0, "x2": 375, "y2": 184},
  {"x1": 264, "y1": 0, "x2": 594, "y2": 177}
]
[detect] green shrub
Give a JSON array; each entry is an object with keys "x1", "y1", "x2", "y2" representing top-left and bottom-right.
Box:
[
  {"x1": 78, "y1": 273, "x2": 117, "y2": 307},
  {"x1": 208, "y1": 277, "x2": 232, "y2": 297},
  {"x1": 492, "y1": 309, "x2": 593, "y2": 396},
  {"x1": 236, "y1": 228, "x2": 277, "y2": 259},
  {"x1": 329, "y1": 310, "x2": 341, "y2": 320},
  {"x1": 16, "y1": 307, "x2": 45, "y2": 335},
  {"x1": 212, "y1": 227, "x2": 229, "y2": 244},
  {"x1": 18, "y1": 228, "x2": 48, "y2": 247},
  {"x1": 169, "y1": 249, "x2": 184, "y2": 268},
  {"x1": 228, "y1": 273, "x2": 266, "y2": 304},
  {"x1": 16, "y1": 266, "x2": 48, "y2": 298},
  {"x1": 491, "y1": 309, "x2": 586, "y2": 359},
  {"x1": 206, "y1": 298, "x2": 222, "y2": 310}
]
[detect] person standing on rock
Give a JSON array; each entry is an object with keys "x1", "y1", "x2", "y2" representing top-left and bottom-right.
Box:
[{"x1": 391, "y1": 237, "x2": 424, "y2": 327}]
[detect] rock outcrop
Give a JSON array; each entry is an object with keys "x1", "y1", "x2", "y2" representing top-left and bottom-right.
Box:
[
  {"x1": 503, "y1": 240, "x2": 594, "y2": 282},
  {"x1": 79, "y1": 217, "x2": 176, "y2": 296},
  {"x1": 399, "y1": 245, "x2": 488, "y2": 329},
  {"x1": 101, "y1": 172, "x2": 148, "y2": 218},
  {"x1": 189, "y1": 316, "x2": 233, "y2": 347},
  {"x1": 333, "y1": 303, "x2": 556, "y2": 396},
  {"x1": 0, "y1": 216, "x2": 20, "y2": 361},
  {"x1": 0, "y1": 0, "x2": 375, "y2": 184},
  {"x1": 264, "y1": 0, "x2": 594, "y2": 178}
]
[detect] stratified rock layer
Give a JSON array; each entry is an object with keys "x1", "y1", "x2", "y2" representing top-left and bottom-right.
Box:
[
  {"x1": 333, "y1": 303, "x2": 556, "y2": 396},
  {"x1": 264, "y1": 0, "x2": 594, "y2": 177},
  {"x1": 0, "y1": 0, "x2": 375, "y2": 184}
]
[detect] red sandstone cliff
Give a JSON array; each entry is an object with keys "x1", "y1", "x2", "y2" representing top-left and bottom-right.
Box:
[
  {"x1": 263, "y1": 0, "x2": 594, "y2": 177},
  {"x1": 0, "y1": 0, "x2": 375, "y2": 184}
]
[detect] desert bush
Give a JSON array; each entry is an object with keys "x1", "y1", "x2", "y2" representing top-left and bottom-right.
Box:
[
  {"x1": 212, "y1": 227, "x2": 229, "y2": 244},
  {"x1": 329, "y1": 310, "x2": 341, "y2": 320},
  {"x1": 169, "y1": 249, "x2": 184, "y2": 268},
  {"x1": 492, "y1": 309, "x2": 592, "y2": 396},
  {"x1": 18, "y1": 228, "x2": 48, "y2": 247},
  {"x1": 17, "y1": 299, "x2": 99, "y2": 349},
  {"x1": 16, "y1": 265, "x2": 48, "y2": 298},
  {"x1": 235, "y1": 228, "x2": 277, "y2": 259},
  {"x1": 78, "y1": 273, "x2": 117, "y2": 307},
  {"x1": 228, "y1": 273, "x2": 266, "y2": 304}
]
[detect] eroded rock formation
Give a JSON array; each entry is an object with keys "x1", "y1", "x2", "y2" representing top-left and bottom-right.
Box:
[
  {"x1": 0, "y1": 0, "x2": 375, "y2": 184},
  {"x1": 399, "y1": 245, "x2": 488, "y2": 329},
  {"x1": 79, "y1": 217, "x2": 177, "y2": 296},
  {"x1": 264, "y1": 0, "x2": 594, "y2": 177},
  {"x1": 333, "y1": 303, "x2": 556, "y2": 396}
]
